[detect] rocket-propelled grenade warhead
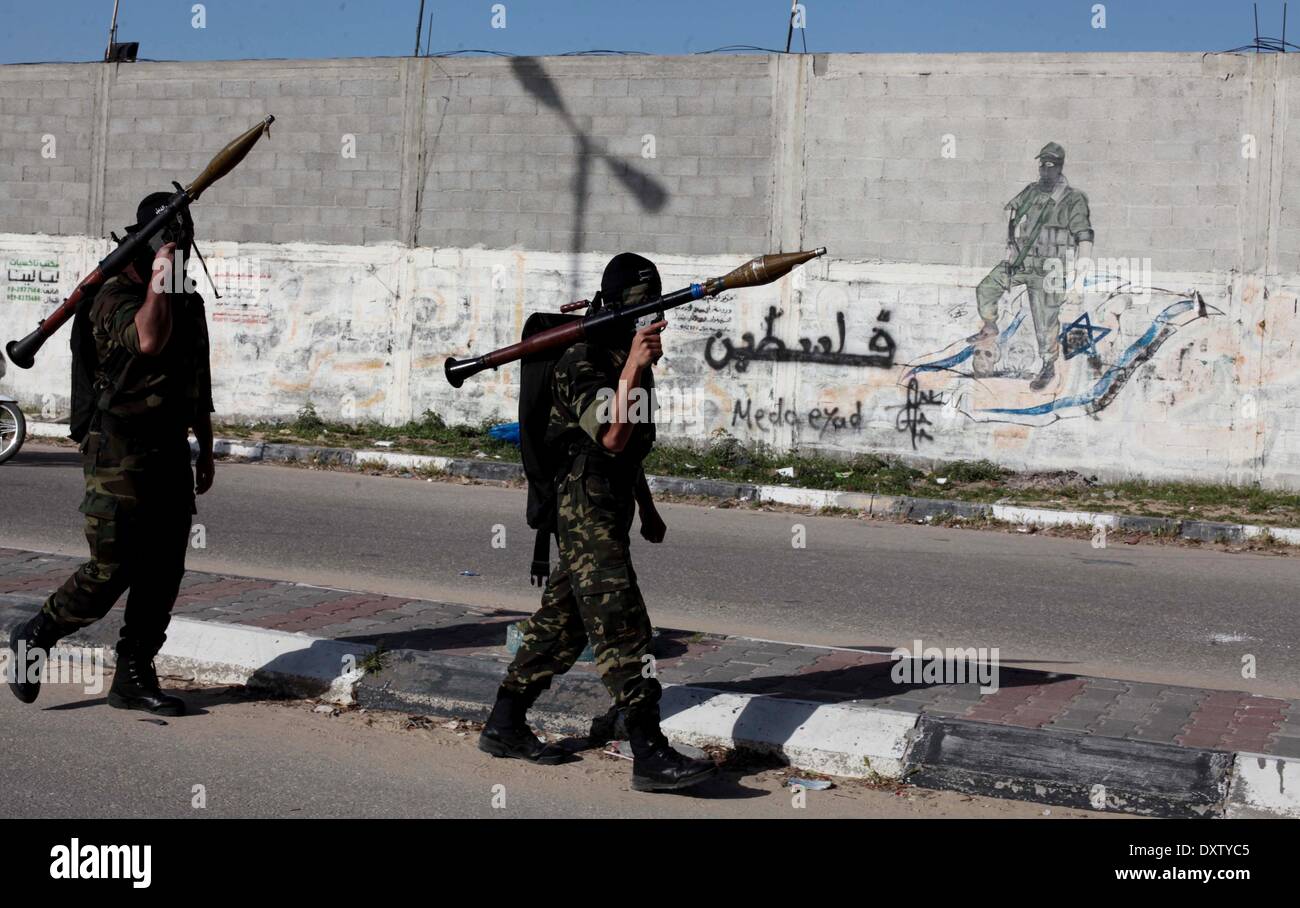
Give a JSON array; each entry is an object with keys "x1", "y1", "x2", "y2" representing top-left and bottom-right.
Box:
[
  {"x1": 706, "y1": 247, "x2": 828, "y2": 295},
  {"x1": 186, "y1": 115, "x2": 275, "y2": 201}
]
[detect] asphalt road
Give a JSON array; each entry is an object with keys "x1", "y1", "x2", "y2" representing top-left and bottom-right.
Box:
[
  {"x1": 0, "y1": 679, "x2": 1101, "y2": 819},
  {"x1": 2, "y1": 443, "x2": 1298, "y2": 697}
]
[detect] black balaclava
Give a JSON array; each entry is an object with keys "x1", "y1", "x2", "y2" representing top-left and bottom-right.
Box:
[
  {"x1": 126, "y1": 191, "x2": 195, "y2": 278},
  {"x1": 595, "y1": 252, "x2": 661, "y2": 351}
]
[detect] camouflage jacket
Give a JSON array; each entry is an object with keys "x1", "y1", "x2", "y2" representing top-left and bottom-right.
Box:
[
  {"x1": 89, "y1": 273, "x2": 214, "y2": 431},
  {"x1": 1006, "y1": 176, "x2": 1094, "y2": 263},
  {"x1": 545, "y1": 341, "x2": 654, "y2": 476}
]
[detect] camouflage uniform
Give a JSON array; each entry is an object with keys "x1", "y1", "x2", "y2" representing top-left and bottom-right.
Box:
[
  {"x1": 976, "y1": 175, "x2": 1094, "y2": 365},
  {"x1": 42, "y1": 273, "x2": 213, "y2": 658},
  {"x1": 503, "y1": 340, "x2": 660, "y2": 716}
]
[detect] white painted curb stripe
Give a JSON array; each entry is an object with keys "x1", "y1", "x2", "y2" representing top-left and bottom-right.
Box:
[
  {"x1": 355, "y1": 450, "x2": 452, "y2": 471},
  {"x1": 210, "y1": 440, "x2": 268, "y2": 459},
  {"x1": 1238, "y1": 524, "x2": 1300, "y2": 545},
  {"x1": 753, "y1": 483, "x2": 877, "y2": 512},
  {"x1": 1225, "y1": 752, "x2": 1300, "y2": 818},
  {"x1": 991, "y1": 504, "x2": 1116, "y2": 528},
  {"x1": 154, "y1": 617, "x2": 372, "y2": 705},
  {"x1": 659, "y1": 684, "x2": 916, "y2": 780},
  {"x1": 28, "y1": 420, "x2": 70, "y2": 438},
  {"x1": 755, "y1": 485, "x2": 841, "y2": 508}
]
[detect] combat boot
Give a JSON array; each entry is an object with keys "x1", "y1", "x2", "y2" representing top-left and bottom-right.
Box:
[
  {"x1": 7, "y1": 610, "x2": 71, "y2": 704},
  {"x1": 626, "y1": 707, "x2": 717, "y2": 792},
  {"x1": 477, "y1": 683, "x2": 569, "y2": 765},
  {"x1": 1029, "y1": 361, "x2": 1056, "y2": 391},
  {"x1": 108, "y1": 647, "x2": 185, "y2": 716}
]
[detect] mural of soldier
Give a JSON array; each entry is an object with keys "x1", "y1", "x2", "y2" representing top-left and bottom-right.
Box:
[{"x1": 967, "y1": 142, "x2": 1094, "y2": 391}]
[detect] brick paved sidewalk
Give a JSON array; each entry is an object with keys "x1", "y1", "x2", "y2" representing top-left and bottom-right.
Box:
[{"x1": 3, "y1": 545, "x2": 1297, "y2": 758}]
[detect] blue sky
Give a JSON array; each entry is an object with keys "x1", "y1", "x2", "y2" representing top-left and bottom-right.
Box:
[{"x1": 0, "y1": 0, "x2": 1290, "y2": 63}]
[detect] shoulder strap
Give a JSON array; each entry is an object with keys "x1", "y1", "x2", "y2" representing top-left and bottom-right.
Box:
[{"x1": 530, "y1": 527, "x2": 551, "y2": 586}]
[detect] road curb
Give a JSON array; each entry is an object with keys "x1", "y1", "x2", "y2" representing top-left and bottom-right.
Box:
[
  {"x1": 2, "y1": 591, "x2": 1293, "y2": 816},
  {"x1": 24, "y1": 421, "x2": 1300, "y2": 545},
  {"x1": 0, "y1": 595, "x2": 371, "y2": 704},
  {"x1": 353, "y1": 645, "x2": 915, "y2": 778},
  {"x1": 903, "y1": 715, "x2": 1233, "y2": 818},
  {"x1": 1224, "y1": 752, "x2": 1300, "y2": 818}
]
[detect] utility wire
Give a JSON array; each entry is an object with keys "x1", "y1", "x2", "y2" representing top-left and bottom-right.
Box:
[
  {"x1": 427, "y1": 48, "x2": 515, "y2": 57},
  {"x1": 1216, "y1": 2, "x2": 1293, "y2": 53},
  {"x1": 558, "y1": 49, "x2": 651, "y2": 56}
]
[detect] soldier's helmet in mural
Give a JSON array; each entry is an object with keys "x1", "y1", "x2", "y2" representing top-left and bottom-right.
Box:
[{"x1": 1035, "y1": 142, "x2": 1066, "y2": 165}]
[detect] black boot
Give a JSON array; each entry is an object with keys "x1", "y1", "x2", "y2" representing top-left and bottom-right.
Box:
[
  {"x1": 108, "y1": 646, "x2": 185, "y2": 716},
  {"x1": 626, "y1": 708, "x2": 717, "y2": 792},
  {"x1": 588, "y1": 703, "x2": 626, "y2": 746},
  {"x1": 477, "y1": 683, "x2": 569, "y2": 765},
  {"x1": 7, "y1": 611, "x2": 70, "y2": 704},
  {"x1": 1029, "y1": 360, "x2": 1056, "y2": 391}
]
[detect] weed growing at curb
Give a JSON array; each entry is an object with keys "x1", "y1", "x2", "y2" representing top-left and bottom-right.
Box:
[{"x1": 358, "y1": 647, "x2": 388, "y2": 675}]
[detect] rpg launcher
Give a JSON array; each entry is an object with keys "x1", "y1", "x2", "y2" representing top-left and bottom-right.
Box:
[
  {"x1": 5, "y1": 115, "x2": 275, "y2": 369},
  {"x1": 444, "y1": 247, "x2": 827, "y2": 387}
]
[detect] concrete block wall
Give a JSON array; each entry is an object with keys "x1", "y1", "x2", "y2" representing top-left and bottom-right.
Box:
[
  {"x1": 413, "y1": 55, "x2": 773, "y2": 262},
  {"x1": 2, "y1": 52, "x2": 1299, "y2": 488},
  {"x1": 799, "y1": 53, "x2": 1254, "y2": 275},
  {"x1": 101, "y1": 58, "x2": 408, "y2": 247},
  {"x1": 0, "y1": 64, "x2": 99, "y2": 236}
]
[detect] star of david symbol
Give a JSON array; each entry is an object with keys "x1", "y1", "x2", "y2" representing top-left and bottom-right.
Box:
[{"x1": 1059, "y1": 312, "x2": 1111, "y2": 360}]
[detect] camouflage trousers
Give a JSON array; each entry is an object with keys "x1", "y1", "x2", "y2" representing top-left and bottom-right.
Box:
[
  {"x1": 503, "y1": 453, "x2": 661, "y2": 716},
  {"x1": 975, "y1": 263, "x2": 1065, "y2": 365},
  {"x1": 41, "y1": 429, "x2": 195, "y2": 657}
]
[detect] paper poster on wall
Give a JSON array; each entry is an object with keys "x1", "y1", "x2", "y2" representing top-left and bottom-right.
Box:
[{"x1": 5, "y1": 257, "x2": 61, "y2": 306}]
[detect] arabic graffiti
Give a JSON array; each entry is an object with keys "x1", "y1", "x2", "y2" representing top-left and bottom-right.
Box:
[
  {"x1": 705, "y1": 306, "x2": 896, "y2": 372},
  {"x1": 732, "y1": 397, "x2": 864, "y2": 437},
  {"x1": 210, "y1": 258, "x2": 273, "y2": 326},
  {"x1": 5, "y1": 257, "x2": 61, "y2": 305},
  {"x1": 893, "y1": 377, "x2": 943, "y2": 449}
]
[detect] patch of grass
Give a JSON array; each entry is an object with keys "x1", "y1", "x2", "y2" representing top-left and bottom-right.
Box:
[
  {"x1": 412, "y1": 463, "x2": 446, "y2": 480},
  {"x1": 291, "y1": 401, "x2": 328, "y2": 436},
  {"x1": 1105, "y1": 478, "x2": 1300, "y2": 520},
  {"x1": 214, "y1": 409, "x2": 1300, "y2": 530},
  {"x1": 643, "y1": 432, "x2": 926, "y2": 496},
  {"x1": 219, "y1": 406, "x2": 517, "y2": 460},
  {"x1": 936, "y1": 459, "x2": 1008, "y2": 484},
  {"x1": 1248, "y1": 529, "x2": 1281, "y2": 548}
]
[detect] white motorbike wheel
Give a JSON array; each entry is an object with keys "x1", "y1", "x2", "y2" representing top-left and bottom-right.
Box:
[{"x1": 0, "y1": 401, "x2": 25, "y2": 465}]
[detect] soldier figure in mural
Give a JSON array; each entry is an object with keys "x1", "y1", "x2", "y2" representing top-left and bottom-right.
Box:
[{"x1": 968, "y1": 142, "x2": 1094, "y2": 391}]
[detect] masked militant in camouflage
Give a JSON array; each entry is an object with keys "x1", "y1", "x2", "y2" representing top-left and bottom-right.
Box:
[
  {"x1": 478, "y1": 252, "x2": 718, "y2": 792},
  {"x1": 6, "y1": 192, "x2": 217, "y2": 716}
]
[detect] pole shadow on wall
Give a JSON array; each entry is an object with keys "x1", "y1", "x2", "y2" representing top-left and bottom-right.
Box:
[{"x1": 509, "y1": 58, "x2": 669, "y2": 294}]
